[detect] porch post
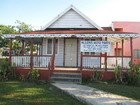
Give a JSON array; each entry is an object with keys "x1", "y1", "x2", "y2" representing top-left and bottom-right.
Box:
[
  {"x1": 121, "y1": 39, "x2": 124, "y2": 68},
  {"x1": 63, "y1": 38, "x2": 65, "y2": 66},
  {"x1": 30, "y1": 38, "x2": 33, "y2": 70},
  {"x1": 52, "y1": 38, "x2": 56, "y2": 71},
  {"x1": 9, "y1": 38, "x2": 12, "y2": 64},
  {"x1": 21, "y1": 40, "x2": 25, "y2": 55},
  {"x1": 116, "y1": 42, "x2": 118, "y2": 66},
  {"x1": 76, "y1": 38, "x2": 79, "y2": 67},
  {"x1": 100, "y1": 37, "x2": 102, "y2": 69},
  {"x1": 80, "y1": 52, "x2": 83, "y2": 71},
  {"x1": 130, "y1": 37, "x2": 133, "y2": 63},
  {"x1": 105, "y1": 37, "x2": 107, "y2": 71}
]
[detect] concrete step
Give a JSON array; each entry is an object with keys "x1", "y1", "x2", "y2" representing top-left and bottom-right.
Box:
[{"x1": 51, "y1": 72, "x2": 82, "y2": 84}]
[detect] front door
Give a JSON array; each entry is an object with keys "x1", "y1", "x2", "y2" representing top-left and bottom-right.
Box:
[{"x1": 65, "y1": 39, "x2": 77, "y2": 67}]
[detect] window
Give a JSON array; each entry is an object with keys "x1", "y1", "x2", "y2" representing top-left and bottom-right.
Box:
[
  {"x1": 133, "y1": 49, "x2": 140, "y2": 58},
  {"x1": 47, "y1": 39, "x2": 58, "y2": 54}
]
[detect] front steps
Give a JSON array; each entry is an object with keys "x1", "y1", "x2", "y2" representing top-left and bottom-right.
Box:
[{"x1": 51, "y1": 72, "x2": 82, "y2": 84}]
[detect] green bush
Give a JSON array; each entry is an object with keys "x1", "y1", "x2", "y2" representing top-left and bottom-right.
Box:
[
  {"x1": 0, "y1": 58, "x2": 11, "y2": 81},
  {"x1": 28, "y1": 69, "x2": 40, "y2": 83},
  {"x1": 82, "y1": 70, "x2": 102, "y2": 83},
  {"x1": 93, "y1": 70, "x2": 102, "y2": 81},
  {"x1": 114, "y1": 66, "x2": 122, "y2": 84},
  {"x1": 124, "y1": 62, "x2": 140, "y2": 86}
]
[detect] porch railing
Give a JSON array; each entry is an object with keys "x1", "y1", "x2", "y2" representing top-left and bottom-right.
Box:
[
  {"x1": 33, "y1": 55, "x2": 52, "y2": 68},
  {"x1": 82, "y1": 55, "x2": 100, "y2": 68},
  {"x1": 11, "y1": 55, "x2": 52, "y2": 68},
  {"x1": 81, "y1": 54, "x2": 131, "y2": 70},
  {"x1": 107, "y1": 56, "x2": 131, "y2": 69},
  {"x1": 11, "y1": 56, "x2": 30, "y2": 67}
]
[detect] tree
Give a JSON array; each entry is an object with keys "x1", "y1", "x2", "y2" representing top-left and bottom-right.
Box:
[
  {"x1": 0, "y1": 25, "x2": 17, "y2": 48},
  {"x1": 0, "y1": 21, "x2": 33, "y2": 55},
  {"x1": 15, "y1": 20, "x2": 32, "y2": 33}
]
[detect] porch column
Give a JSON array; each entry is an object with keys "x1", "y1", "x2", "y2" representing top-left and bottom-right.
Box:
[
  {"x1": 9, "y1": 38, "x2": 12, "y2": 64},
  {"x1": 52, "y1": 38, "x2": 56, "y2": 71},
  {"x1": 76, "y1": 38, "x2": 79, "y2": 67},
  {"x1": 80, "y1": 52, "x2": 83, "y2": 71},
  {"x1": 105, "y1": 37, "x2": 107, "y2": 71},
  {"x1": 121, "y1": 39, "x2": 124, "y2": 68},
  {"x1": 100, "y1": 37, "x2": 102, "y2": 69},
  {"x1": 115, "y1": 42, "x2": 118, "y2": 66},
  {"x1": 63, "y1": 38, "x2": 65, "y2": 66},
  {"x1": 130, "y1": 37, "x2": 133, "y2": 63},
  {"x1": 30, "y1": 38, "x2": 33, "y2": 70},
  {"x1": 21, "y1": 40, "x2": 25, "y2": 55}
]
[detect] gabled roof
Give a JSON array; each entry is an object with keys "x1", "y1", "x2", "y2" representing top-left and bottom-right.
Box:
[{"x1": 42, "y1": 5, "x2": 103, "y2": 30}]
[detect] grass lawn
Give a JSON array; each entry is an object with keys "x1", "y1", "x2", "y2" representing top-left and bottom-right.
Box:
[
  {"x1": 86, "y1": 82, "x2": 140, "y2": 101},
  {"x1": 0, "y1": 81, "x2": 86, "y2": 105}
]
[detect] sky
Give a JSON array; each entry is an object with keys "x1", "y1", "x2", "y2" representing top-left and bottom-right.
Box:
[{"x1": 1, "y1": 0, "x2": 140, "y2": 29}]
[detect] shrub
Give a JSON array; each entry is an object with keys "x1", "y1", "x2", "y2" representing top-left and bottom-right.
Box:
[
  {"x1": 124, "y1": 62, "x2": 140, "y2": 86},
  {"x1": 28, "y1": 69, "x2": 40, "y2": 83},
  {"x1": 0, "y1": 58, "x2": 11, "y2": 81},
  {"x1": 114, "y1": 66, "x2": 123, "y2": 84},
  {"x1": 93, "y1": 70, "x2": 102, "y2": 81}
]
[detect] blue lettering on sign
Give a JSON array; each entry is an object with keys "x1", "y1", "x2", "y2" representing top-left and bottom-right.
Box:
[{"x1": 81, "y1": 41, "x2": 111, "y2": 52}]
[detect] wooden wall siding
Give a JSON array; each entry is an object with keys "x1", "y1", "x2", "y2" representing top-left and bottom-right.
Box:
[
  {"x1": 48, "y1": 9, "x2": 96, "y2": 28},
  {"x1": 42, "y1": 38, "x2": 47, "y2": 55},
  {"x1": 78, "y1": 39, "x2": 81, "y2": 67}
]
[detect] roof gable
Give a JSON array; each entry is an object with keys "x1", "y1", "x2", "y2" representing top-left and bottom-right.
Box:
[{"x1": 43, "y1": 5, "x2": 103, "y2": 30}]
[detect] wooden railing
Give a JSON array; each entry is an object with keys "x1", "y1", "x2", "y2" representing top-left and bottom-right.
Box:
[
  {"x1": 11, "y1": 56, "x2": 30, "y2": 67},
  {"x1": 81, "y1": 54, "x2": 131, "y2": 70},
  {"x1": 33, "y1": 55, "x2": 52, "y2": 68},
  {"x1": 107, "y1": 56, "x2": 131, "y2": 69},
  {"x1": 81, "y1": 54, "x2": 101, "y2": 69},
  {"x1": 11, "y1": 55, "x2": 52, "y2": 68}
]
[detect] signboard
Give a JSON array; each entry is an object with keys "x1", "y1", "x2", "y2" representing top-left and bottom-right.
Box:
[{"x1": 80, "y1": 41, "x2": 111, "y2": 52}]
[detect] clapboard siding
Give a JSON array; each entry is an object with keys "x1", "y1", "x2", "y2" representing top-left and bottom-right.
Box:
[
  {"x1": 42, "y1": 38, "x2": 47, "y2": 55},
  {"x1": 49, "y1": 9, "x2": 96, "y2": 28},
  {"x1": 78, "y1": 39, "x2": 81, "y2": 67}
]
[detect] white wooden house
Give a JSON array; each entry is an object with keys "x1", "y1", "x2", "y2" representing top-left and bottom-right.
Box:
[{"x1": 4, "y1": 6, "x2": 139, "y2": 80}]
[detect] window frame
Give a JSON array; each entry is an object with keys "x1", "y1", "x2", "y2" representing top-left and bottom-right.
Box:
[
  {"x1": 46, "y1": 38, "x2": 59, "y2": 55},
  {"x1": 133, "y1": 49, "x2": 140, "y2": 59}
]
